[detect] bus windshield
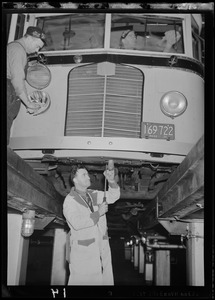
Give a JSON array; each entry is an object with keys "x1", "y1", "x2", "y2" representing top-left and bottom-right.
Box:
[
  {"x1": 36, "y1": 13, "x2": 105, "y2": 51},
  {"x1": 110, "y1": 14, "x2": 184, "y2": 53},
  {"x1": 36, "y1": 13, "x2": 184, "y2": 54}
]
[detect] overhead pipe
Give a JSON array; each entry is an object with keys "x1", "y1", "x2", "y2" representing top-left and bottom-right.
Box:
[
  {"x1": 146, "y1": 242, "x2": 186, "y2": 249},
  {"x1": 141, "y1": 235, "x2": 186, "y2": 250},
  {"x1": 144, "y1": 235, "x2": 167, "y2": 241}
]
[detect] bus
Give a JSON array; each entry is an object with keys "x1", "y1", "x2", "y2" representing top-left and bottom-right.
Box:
[{"x1": 6, "y1": 12, "x2": 204, "y2": 197}]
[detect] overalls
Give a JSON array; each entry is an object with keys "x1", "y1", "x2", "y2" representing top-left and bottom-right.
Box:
[
  {"x1": 63, "y1": 187, "x2": 120, "y2": 285},
  {"x1": 7, "y1": 41, "x2": 27, "y2": 145}
]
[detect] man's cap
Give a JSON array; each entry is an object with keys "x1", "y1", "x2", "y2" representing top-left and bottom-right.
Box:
[{"x1": 26, "y1": 26, "x2": 46, "y2": 43}]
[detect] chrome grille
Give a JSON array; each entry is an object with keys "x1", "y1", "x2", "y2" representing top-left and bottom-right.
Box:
[{"x1": 65, "y1": 63, "x2": 143, "y2": 137}]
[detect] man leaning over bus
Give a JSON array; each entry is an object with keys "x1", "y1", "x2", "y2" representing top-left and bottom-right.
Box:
[{"x1": 7, "y1": 26, "x2": 46, "y2": 145}]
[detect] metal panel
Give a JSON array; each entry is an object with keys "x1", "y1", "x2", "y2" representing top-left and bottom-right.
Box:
[
  {"x1": 138, "y1": 135, "x2": 204, "y2": 229},
  {"x1": 9, "y1": 136, "x2": 192, "y2": 158},
  {"x1": 7, "y1": 147, "x2": 64, "y2": 221}
]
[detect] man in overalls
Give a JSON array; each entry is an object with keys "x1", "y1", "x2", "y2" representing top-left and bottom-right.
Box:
[
  {"x1": 7, "y1": 26, "x2": 46, "y2": 144},
  {"x1": 63, "y1": 162, "x2": 120, "y2": 285}
]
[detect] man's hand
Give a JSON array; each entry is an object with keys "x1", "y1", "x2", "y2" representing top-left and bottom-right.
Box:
[
  {"x1": 103, "y1": 169, "x2": 115, "y2": 183},
  {"x1": 26, "y1": 91, "x2": 44, "y2": 114},
  {"x1": 26, "y1": 91, "x2": 51, "y2": 116},
  {"x1": 26, "y1": 102, "x2": 41, "y2": 114},
  {"x1": 98, "y1": 202, "x2": 108, "y2": 217},
  {"x1": 29, "y1": 91, "x2": 46, "y2": 104},
  {"x1": 103, "y1": 160, "x2": 119, "y2": 187}
]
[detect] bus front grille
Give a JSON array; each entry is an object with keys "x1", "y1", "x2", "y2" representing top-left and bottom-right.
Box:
[{"x1": 65, "y1": 63, "x2": 143, "y2": 138}]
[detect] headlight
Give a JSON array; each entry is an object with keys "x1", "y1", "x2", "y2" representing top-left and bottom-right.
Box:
[
  {"x1": 160, "y1": 91, "x2": 188, "y2": 118},
  {"x1": 29, "y1": 90, "x2": 51, "y2": 116},
  {"x1": 26, "y1": 63, "x2": 51, "y2": 89}
]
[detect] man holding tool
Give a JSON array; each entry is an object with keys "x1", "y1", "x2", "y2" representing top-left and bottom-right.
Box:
[{"x1": 63, "y1": 160, "x2": 120, "y2": 285}]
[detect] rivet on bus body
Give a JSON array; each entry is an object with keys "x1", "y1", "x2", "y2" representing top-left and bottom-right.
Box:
[
  {"x1": 109, "y1": 141, "x2": 113, "y2": 145},
  {"x1": 87, "y1": 141, "x2": 91, "y2": 145}
]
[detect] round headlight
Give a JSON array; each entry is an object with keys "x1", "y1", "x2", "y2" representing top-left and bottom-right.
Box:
[
  {"x1": 160, "y1": 91, "x2": 188, "y2": 118},
  {"x1": 29, "y1": 90, "x2": 51, "y2": 116},
  {"x1": 26, "y1": 63, "x2": 51, "y2": 90}
]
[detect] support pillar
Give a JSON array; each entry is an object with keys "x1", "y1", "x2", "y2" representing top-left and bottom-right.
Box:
[
  {"x1": 144, "y1": 250, "x2": 153, "y2": 285},
  {"x1": 131, "y1": 244, "x2": 134, "y2": 263},
  {"x1": 186, "y1": 222, "x2": 204, "y2": 286},
  {"x1": 50, "y1": 228, "x2": 68, "y2": 285},
  {"x1": 145, "y1": 263, "x2": 153, "y2": 285},
  {"x1": 124, "y1": 244, "x2": 131, "y2": 260},
  {"x1": 154, "y1": 250, "x2": 170, "y2": 286},
  {"x1": 7, "y1": 213, "x2": 29, "y2": 285},
  {"x1": 134, "y1": 244, "x2": 139, "y2": 270},
  {"x1": 138, "y1": 242, "x2": 144, "y2": 274}
]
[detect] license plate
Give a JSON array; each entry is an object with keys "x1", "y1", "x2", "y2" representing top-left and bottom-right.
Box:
[{"x1": 141, "y1": 122, "x2": 175, "y2": 140}]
